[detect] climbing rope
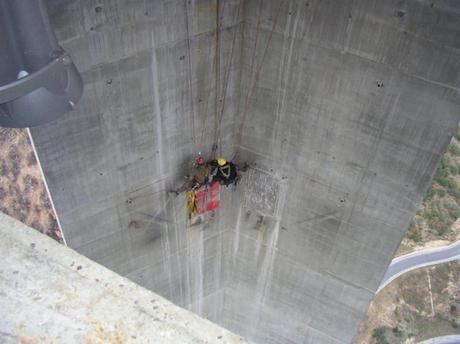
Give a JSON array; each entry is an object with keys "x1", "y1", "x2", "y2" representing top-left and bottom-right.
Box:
[
  {"x1": 198, "y1": 0, "x2": 226, "y2": 156},
  {"x1": 232, "y1": 0, "x2": 286, "y2": 160},
  {"x1": 184, "y1": 0, "x2": 197, "y2": 152},
  {"x1": 214, "y1": 0, "x2": 242, "y2": 157},
  {"x1": 212, "y1": 0, "x2": 222, "y2": 158}
]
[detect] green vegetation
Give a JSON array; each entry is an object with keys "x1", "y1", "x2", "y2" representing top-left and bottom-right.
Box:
[
  {"x1": 449, "y1": 142, "x2": 460, "y2": 156},
  {"x1": 404, "y1": 127, "x2": 460, "y2": 245},
  {"x1": 454, "y1": 127, "x2": 460, "y2": 141},
  {"x1": 392, "y1": 326, "x2": 403, "y2": 337},
  {"x1": 372, "y1": 327, "x2": 389, "y2": 344}
]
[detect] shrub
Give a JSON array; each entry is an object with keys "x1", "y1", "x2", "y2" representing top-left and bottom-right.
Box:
[
  {"x1": 450, "y1": 165, "x2": 459, "y2": 175},
  {"x1": 436, "y1": 165, "x2": 449, "y2": 179},
  {"x1": 436, "y1": 222, "x2": 450, "y2": 236},
  {"x1": 447, "y1": 188, "x2": 460, "y2": 200},
  {"x1": 436, "y1": 188, "x2": 447, "y2": 197},
  {"x1": 372, "y1": 327, "x2": 389, "y2": 344},
  {"x1": 392, "y1": 326, "x2": 403, "y2": 337},
  {"x1": 407, "y1": 227, "x2": 422, "y2": 242},
  {"x1": 454, "y1": 127, "x2": 460, "y2": 141},
  {"x1": 441, "y1": 155, "x2": 450, "y2": 167},
  {"x1": 425, "y1": 186, "x2": 436, "y2": 200},
  {"x1": 449, "y1": 142, "x2": 460, "y2": 155},
  {"x1": 434, "y1": 164, "x2": 449, "y2": 184},
  {"x1": 437, "y1": 177, "x2": 457, "y2": 190},
  {"x1": 445, "y1": 199, "x2": 460, "y2": 219}
]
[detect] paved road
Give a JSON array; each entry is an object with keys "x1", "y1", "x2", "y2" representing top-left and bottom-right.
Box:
[
  {"x1": 378, "y1": 242, "x2": 460, "y2": 344},
  {"x1": 418, "y1": 335, "x2": 460, "y2": 344},
  {"x1": 378, "y1": 241, "x2": 460, "y2": 292}
]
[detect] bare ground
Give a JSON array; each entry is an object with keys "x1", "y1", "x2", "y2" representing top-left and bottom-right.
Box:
[
  {"x1": 353, "y1": 261, "x2": 460, "y2": 344},
  {"x1": 0, "y1": 128, "x2": 63, "y2": 243}
]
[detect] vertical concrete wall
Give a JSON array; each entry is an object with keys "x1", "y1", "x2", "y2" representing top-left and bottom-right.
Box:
[
  {"x1": 222, "y1": 1, "x2": 460, "y2": 343},
  {"x1": 31, "y1": 0, "x2": 243, "y2": 324},
  {"x1": 30, "y1": 1, "x2": 460, "y2": 343}
]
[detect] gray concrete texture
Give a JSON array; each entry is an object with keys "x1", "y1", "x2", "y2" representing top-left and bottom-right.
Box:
[
  {"x1": 30, "y1": 0, "x2": 460, "y2": 343},
  {"x1": 0, "y1": 212, "x2": 249, "y2": 344}
]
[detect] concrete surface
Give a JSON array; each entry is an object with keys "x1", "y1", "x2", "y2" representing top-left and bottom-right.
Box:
[
  {"x1": 29, "y1": 1, "x2": 460, "y2": 343},
  {"x1": 378, "y1": 240, "x2": 460, "y2": 292},
  {"x1": 0, "y1": 211, "x2": 249, "y2": 344}
]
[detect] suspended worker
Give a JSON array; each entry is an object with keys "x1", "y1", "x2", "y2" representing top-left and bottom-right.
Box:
[
  {"x1": 171, "y1": 155, "x2": 210, "y2": 195},
  {"x1": 207, "y1": 157, "x2": 238, "y2": 187}
]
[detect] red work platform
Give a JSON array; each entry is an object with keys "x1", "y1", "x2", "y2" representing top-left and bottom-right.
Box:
[{"x1": 195, "y1": 182, "x2": 220, "y2": 214}]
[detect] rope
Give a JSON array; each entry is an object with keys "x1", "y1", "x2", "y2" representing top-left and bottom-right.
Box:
[
  {"x1": 214, "y1": 0, "x2": 242, "y2": 157},
  {"x1": 184, "y1": 0, "x2": 197, "y2": 152},
  {"x1": 232, "y1": 0, "x2": 286, "y2": 160},
  {"x1": 199, "y1": 0, "x2": 225, "y2": 155},
  {"x1": 199, "y1": 47, "x2": 216, "y2": 151},
  {"x1": 212, "y1": 0, "x2": 222, "y2": 158}
]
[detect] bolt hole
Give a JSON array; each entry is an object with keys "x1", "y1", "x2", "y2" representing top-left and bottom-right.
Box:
[{"x1": 95, "y1": 6, "x2": 103, "y2": 13}]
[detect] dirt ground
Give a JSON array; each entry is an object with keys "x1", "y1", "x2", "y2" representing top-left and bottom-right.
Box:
[
  {"x1": 0, "y1": 128, "x2": 63, "y2": 243},
  {"x1": 353, "y1": 261, "x2": 460, "y2": 344}
]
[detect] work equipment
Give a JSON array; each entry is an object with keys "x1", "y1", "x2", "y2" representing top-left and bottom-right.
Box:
[
  {"x1": 186, "y1": 191, "x2": 198, "y2": 219},
  {"x1": 0, "y1": 0, "x2": 83, "y2": 127}
]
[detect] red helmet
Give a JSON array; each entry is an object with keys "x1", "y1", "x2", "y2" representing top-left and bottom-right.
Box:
[{"x1": 195, "y1": 156, "x2": 205, "y2": 165}]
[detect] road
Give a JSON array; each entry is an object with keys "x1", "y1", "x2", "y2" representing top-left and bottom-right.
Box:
[
  {"x1": 378, "y1": 241, "x2": 460, "y2": 293},
  {"x1": 418, "y1": 335, "x2": 460, "y2": 344},
  {"x1": 378, "y1": 242, "x2": 460, "y2": 344}
]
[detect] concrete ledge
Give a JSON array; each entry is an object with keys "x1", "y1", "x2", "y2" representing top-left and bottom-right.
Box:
[{"x1": 0, "y1": 212, "x2": 250, "y2": 343}]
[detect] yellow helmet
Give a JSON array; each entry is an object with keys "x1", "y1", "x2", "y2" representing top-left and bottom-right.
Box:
[{"x1": 217, "y1": 157, "x2": 226, "y2": 166}]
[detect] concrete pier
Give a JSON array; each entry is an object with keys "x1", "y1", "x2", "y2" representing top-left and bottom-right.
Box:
[{"x1": 29, "y1": 1, "x2": 460, "y2": 343}]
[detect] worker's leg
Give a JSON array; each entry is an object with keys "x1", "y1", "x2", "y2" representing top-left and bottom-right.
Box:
[{"x1": 171, "y1": 179, "x2": 194, "y2": 195}]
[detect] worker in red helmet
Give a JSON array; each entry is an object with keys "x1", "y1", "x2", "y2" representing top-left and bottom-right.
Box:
[
  {"x1": 195, "y1": 156, "x2": 205, "y2": 165},
  {"x1": 192, "y1": 155, "x2": 210, "y2": 186},
  {"x1": 171, "y1": 155, "x2": 210, "y2": 195}
]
